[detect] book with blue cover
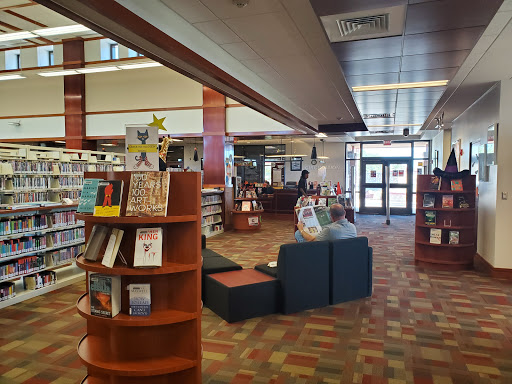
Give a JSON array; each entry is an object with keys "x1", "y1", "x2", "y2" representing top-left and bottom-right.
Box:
[
  {"x1": 77, "y1": 179, "x2": 102, "y2": 213},
  {"x1": 128, "y1": 284, "x2": 151, "y2": 316}
]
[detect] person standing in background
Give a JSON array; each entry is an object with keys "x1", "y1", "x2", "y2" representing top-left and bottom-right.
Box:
[{"x1": 298, "y1": 170, "x2": 309, "y2": 198}]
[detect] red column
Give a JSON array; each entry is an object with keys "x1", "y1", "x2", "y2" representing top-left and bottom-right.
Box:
[{"x1": 202, "y1": 87, "x2": 226, "y2": 187}]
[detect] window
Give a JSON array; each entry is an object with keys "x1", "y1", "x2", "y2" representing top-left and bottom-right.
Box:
[
  {"x1": 48, "y1": 51, "x2": 54, "y2": 66},
  {"x1": 15, "y1": 54, "x2": 20, "y2": 69},
  {"x1": 128, "y1": 48, "x2": 144, "y2": 58},
  {"x1": 37, "y1": 45, "x2": 54, "y2": 67},
  {"x1": 109, "y1": 43, "x2": 119, "y2": 60}
]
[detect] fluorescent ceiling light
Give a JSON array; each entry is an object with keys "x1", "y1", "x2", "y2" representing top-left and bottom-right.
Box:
[
  {"x1": 0, "y1": 31, "x2": 37, "y2": 42},
  {"x1": 38, "y1": 69, "x2": 78, "y2": 77},
  {"x1": 117, "y1": 62, "x2": 163, "y2": 70},
  {"x1": 76, "y1": 66, "x2": 120, "y2": 74},
  {"x1": 317, "y1": 156, "x2": 329, "y2": 159},
  {"x1": 55, "y1": 141, "x2": 66, "y2": 144},
  {"x1": 0, "y1": 75, "x2": 26, "y2": 81},
  {"x1": 33, "y1": 25, "x2": 90, "y2": 37},
  {"x1": 367, "y1": 124, "x2": 422, "y2": 127},
  {"x1": 352, "y1": 80, "x2": 449, "y2": 92},
  {"x1": 101, "y1": 143, "x2": 116, "y2": 146},
  {"x1": 316, "y1": 133, "x2": 327, "y2": 138}
]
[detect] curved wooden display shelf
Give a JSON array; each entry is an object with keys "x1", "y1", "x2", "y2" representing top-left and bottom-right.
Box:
[
  {"x1": 81, "y1": 376, "x2": 106, "y2": 384},
  {"x1": 77, "y1": 293, "x2": 197, "y2": 326},
  {"x1": 78, "y1": 335, "x2": 197, "y2": 376},
  {"x1": 415, "y1": 240, "x2": 474, "y2": 248},
  {"x1": 416, "y1": 207, "x2": 475, "y2": 211},
  {"x1": 76, "y1": 256, "x2": 197, "y2": 275},
  {"x1": 76, "y1": 214, "x2": 197, "y2": 224},
  {"x1": 416, "y1": 224, "x2": 473, "y2": 230}
]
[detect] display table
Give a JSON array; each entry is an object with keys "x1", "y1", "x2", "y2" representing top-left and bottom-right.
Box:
[{"x1": 231, "y1": 209, "x2": 264, "y2": 231}]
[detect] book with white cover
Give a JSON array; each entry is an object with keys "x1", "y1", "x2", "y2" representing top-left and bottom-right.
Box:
[
  {"x1": 101, "y1": 228, "x2": 124, "y2": 268},
  {"x1": 133, "y1": 227, "x2": 163, "y2": 268}
]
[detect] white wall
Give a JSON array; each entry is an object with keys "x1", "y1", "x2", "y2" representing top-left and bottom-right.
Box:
[
  {"x1": 0, "y1": 116, "x2": 65, "y2": 139},
  {"x1": 226, "y1": 106, "x2": 295, "y2": 133}
]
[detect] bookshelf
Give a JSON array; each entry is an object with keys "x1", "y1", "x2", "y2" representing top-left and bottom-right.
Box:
[
  {"x1": 76, "y1": 171, "x2": 202, "y2": 384},
  {"x1": 415, "y1": 175, "x2": 477, "y2": 270},
  {"x1": 232, "y1": 197, "x2": 264, "y2": 231},
  {"x1": 201, "y1": 190, "x2": 224, "y2": 238}
]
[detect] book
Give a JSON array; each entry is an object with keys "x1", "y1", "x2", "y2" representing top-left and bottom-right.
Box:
[
  {"x1": 451, "y1": 179, "x2": 463, "y2": 191},
  {"x1": 77, "y1": 179, "x2": 102, "y2": 214},
  {"x1": 93, "y1": 180, "x2": 124, "y2": 217},
  {"x1": 430, "y1": 228, "x2": 442, "y2": 244},
  {"x1": 456, "y1": 195, "x2": 470, "y2": 208},
  {"x1": 89, "y1": 273, "x2": 121, "y2": 318},
  {"x1": 128, "y1": 284, "x2": 151, "y2": 316},
  {"x1": 125, "y1": 172, "x2": 170, "y2": 217},
  {"x1": 101, "y1": 228, "x2": 124, "y2": 268},
  {"x1": 241, "y1": 201, "x2": 251, "y2": 211},
  {"x1": 297, "y1": 206, "x2": 332, "y2": 235},
  {"x1": 423, "y1": 194, "x2": 435, "y2": 208},
  {"x1": 442, "y1": 195, "x2": 454, "y2": 209},
  {"x1": 449, "y1": 231, "x2": 459, "y2": 245},
  {"x1": 134, "y1": 227, "x2": 163, "y2": 268},
  {"x1": 83, "y1": 225, "x2": 109, "y2": 262},
  {"x1": 425, "y1": 210, "x2": 436, "y2": 225},
  {"x1": 429, "y1": 176, "x2": 441, "y2": 190}
]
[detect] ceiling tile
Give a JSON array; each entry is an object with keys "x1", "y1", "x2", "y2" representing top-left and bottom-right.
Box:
[
  {"x1": 160, "y1": 0, "x2": 218, "y2": 23},
  {"x1": 223, "y1": 12, "x2": 299, "y2": 42},
  {"x1": 399, "y1": 67, "x2": 458, "y2": 83},
  {"x1": 247, "y1": 34, "x2": 311, "y2": 58},
  {"x1": 240, "y1": 58, "x2": 274, "y2": 73},
  {"x1": 193, "y1": 20, "x2": 241, "y2": 44},
  {"x1": 340, "y1": 57, "x2": 401, "y2": 76},
  {"x1": 220, "y1": 41, "x2": 260, "y2": 60},
  {"x1": 346, "y1": 72, "x2": 400, "y2": 87},
  {"x1": 403, "y1": 27, "x2": 485, "y2": 55},
  {"x1": 332, "y1": 36, "x2": 403, "y2": 61},
  {"x1": 397, "y1": 86, "x2": 447, "y2": 94},
  {"x1": 200, "y1": 0, "x2": 285, "y2": 20},
  {"x1": 396, "y1": 99, "x2": 437, "y2": 109},
  {"x1": 397, "y1": 90, "x2": 443, "y2": 102},
  {"x1": 401, "y1": 51, "x2": 470, "y2": 71},
  {"x1": 353, "y1": 91, "x2": 398, "y2": 104}
]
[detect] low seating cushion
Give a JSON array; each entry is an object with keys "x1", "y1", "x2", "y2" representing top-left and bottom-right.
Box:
[
  {"x1": 201, "y1": 234, "x2": 206, "y2": 249},
  {"x1": 202, "y1": 256, "x2": 242, "y2": 275},
  {"x1": 202, "y1": 248, "x2": 223, "y2": 258},
  {"x1": 254, "y1": 263, "x2": 278, "y2": 278}
]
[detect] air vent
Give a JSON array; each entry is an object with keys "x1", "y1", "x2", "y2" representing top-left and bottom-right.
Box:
[
  {"x1": 363, "y1": 113, "x2": 395, "y2": 119},
  {"x1": 337, "y1": 14, "x2": 389, "y2": 37}
]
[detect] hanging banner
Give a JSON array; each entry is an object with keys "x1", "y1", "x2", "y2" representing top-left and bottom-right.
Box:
[{"x1": 125, "y1": 125, "x2": 159, "y2": 171}]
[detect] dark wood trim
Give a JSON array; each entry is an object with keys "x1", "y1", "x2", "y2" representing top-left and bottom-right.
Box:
[
  {"x1": 225, "y1": 104, "x2": 245, "y2": 108},
  {"x1": 0, "y1": 137, "x2": 65, "y2": 143},
  {"x1": 85, "y1": 56, "x2": 146, "y2": 65},
  {"x1": 87, "y1": 106, "x2": 202, "y2": 115},
  {"x1": 0, "y1": 113, "x2": 64, "y2": 119},
  {"x1": 5, "y1": 9, "x2": 47, "y2": 27},
  {"x1": 319, "y1": 123, "x2": 368, "y2": 133},
  {"x1": 474, "y1": 253, "x2": 512, "y2": 279},
  {"x1": 34, "y1": 0, "x2": 316, "y2": 134}
]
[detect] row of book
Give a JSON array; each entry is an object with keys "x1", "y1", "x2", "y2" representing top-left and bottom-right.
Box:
[
  {"x1": 12, "y1": 191, "x2": 51, "y2": 204},
  {"x1": 0, "y1": 281, "x2": 15, "y2": 301},
  {"x1": 90, "y1": 274, "x2": 151, "y2": 318},
  {"x1": 60, "y1": 163, "x2": 86, "y2": 174},
  {"x1": 201, "y1": 205, "x2": 222, "y2": 216},
  {"x1": 201, "y1": 223, "x2": 223, "y2": 236},
  {"x1": 234, "y1": 200, "x2": 263, "y2": 212},
  {"x1": 52, "y1": 211, "x2": 78, "y2": 227},
  {"x1": 61, "y1": 191, "x2": 81, "y2": 200},
  {"x1": 0, "y1": 244, "x2": 84, "y2": 281},
  {"x1": 11, "y1": 176, "x2": 53, "y2": 190},
  {"x1": 50, "y1": 227, "x2": 85, "y2": 247},
  {"x1": 429, "y1": 229, "x2": 460, "y2": 245},
  {"x1": 23, "y1": 270, "x2": 56, "y2": 290},
  {"x1": 429, "y1": 176, "x2": 464, "y2": 191},
  {"x1": 0, "y1": 215, "x2": 48, "y2": 236},
  {"x1": 6, "y1": 160, "x2": 54, "y2": 174},
  {"x1": 423, "y1": 194, "x2": 470, "y2": 209},
  {"x1": 202, "y1": 214, "x2": 222, "y2": 226},
  {"x1": 201, "y1": 195, "x2": 222, "y2": 206},
  {"x1": 59, "y1": 175, "x2": 84, "y2": 187},
  {"x1": 238, "y1": 190, "x2": 258, "y2": 199},
  {"x1": 0, "y1": 236, "x2": 47, "y2": 258}
]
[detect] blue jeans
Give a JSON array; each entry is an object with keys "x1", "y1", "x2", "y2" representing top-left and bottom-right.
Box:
[{"x1": 295, "y1": 230, "x2": 306, "y2": 243}]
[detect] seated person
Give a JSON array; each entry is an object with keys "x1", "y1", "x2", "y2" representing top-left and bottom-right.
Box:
[
  {"x1": 295, "y1": 204, "x2": 356, "y2": 243},
  {"x1": 262, "y1": 180, "x2": 275, "y2": 194}
]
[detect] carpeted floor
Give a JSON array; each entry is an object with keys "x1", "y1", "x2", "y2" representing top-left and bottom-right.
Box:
[{"x1": 1, "y1": 214, "x2": 511, "y2": 383}]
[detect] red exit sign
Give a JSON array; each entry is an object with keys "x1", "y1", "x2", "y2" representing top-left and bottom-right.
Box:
[{"x1": 383, "y1": 140, "x2": 391, "y2": 145}]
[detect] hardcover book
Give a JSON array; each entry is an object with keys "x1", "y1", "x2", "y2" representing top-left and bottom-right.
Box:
[
  {"x1": 93, "y1": 180, "x2": 124, "y2": 217},
  {"x1": 430, "y1": 228, "x2": 442, "y2": 244},
  {"x1": 241, "y1": 201, "x2": 251, "y2": 211},
  {"x1": 101, "y1": 228, "x2": 124, "y2": 268},
  {"x1": 451, "y1": 179, "x2": 463, "y2": 191},
  {"x1": 77, "y1": 179, "x2": 102, "y2": 214},
  {"x1": 125, "y1": 172, "x2": 170, "y2": 217},
  {"x1": 128, "y1": 284, "x2": 151, "y2": 316},
  {"x1": 423, "y1": 194, "x2": 435, "y2": 208},
  {"x1": 89, "y1": 273, "x2": 121, "y2": 318},
  {"x1": 442, "y1": 195, "x2": 454, "y2": 209},
  {"x1": 134, "y1": 227, "x2": 163, "y2": 268},
  {"x1": 456, "y1": 195, "x2": 470, "y2": 208},
  {"x1": 425, "y1": 210, "x2": 436, "y2": 225},
  {"x1": 429, "y1": 176, "x2": 441, "y2": 190},
  {"x1": 449, "y1": 230, "x2": 460, "y2": 245},
  {"x1": 83, "y1": 225, "x2": 109, "y2": 262}
]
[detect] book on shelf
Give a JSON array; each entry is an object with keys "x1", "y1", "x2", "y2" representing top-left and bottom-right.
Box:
[
  {"x1": 241, "y1": 201, "x2": 251, "y2": 211},
  {"x1": 456, "y1": 195, "x2": 470, "y2": 208},
  {"x1": 134, "y1": 227, "x2": 163, "y2": 268},
  {"x1": 423, "y1": 194, "x2": 435, "y2": 208},
  {"x1": 128, "y1": 283, "x2": 151, "y2": 316},
  {"x1": 125, "y1": 172, "x2": 170, "y2": 217},
  {"x1": 429, "y1": 176, "x2": 441, "y2": 190},
  {"x1": 429, "y1": 228, "x2": 442, "y2": 244},
  {"x1": 83, "y1": 225, "x2": 109, "y2": 262},
  {"x1": 451, "y1": 179, "x2": 463, "y2": 191},
  {"x1": 442, "y1": 195, "x2": 454, "y2": 209},
  {"x1": 89, "y1": 273, "x2": 121, "y2": 318},
  {"x1": 93, "y1": 180, "x2": 124, "y2": 217},
  {"x1": 252, "y1": 200, "x2": 258, "y2": 210},
  {"x1": 449, "y1": 231, "x2": 460, "y2": 245},
  {"x1": 297, "y1": 206, "x2": 332, "y2": 235},
  {"x1": 425, "y1": 210, "x2": 436, "y2": 225},
  {"x1": 0, "y1": 281, "x2": 15, "y2": 301},
  {"x1": 101, "y1": 228, "x2": 124, "y2": 268},
  {"x1": 77, "y1": 179, "x2": 102, "y2": 214},
  {"x1": 23, "y1": 270, "x2": 56, "y2": 290}
]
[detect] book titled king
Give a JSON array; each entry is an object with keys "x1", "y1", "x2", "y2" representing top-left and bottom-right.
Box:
[
  {"x1": 128, "y1": 284, "x2": 151, "y2": 316},
  {"x1": 134, "y1": 227, "x2": 163, "y2": 268},
  {"x1": 126, "y1": 172, "x2": 170, "y2": 217}
]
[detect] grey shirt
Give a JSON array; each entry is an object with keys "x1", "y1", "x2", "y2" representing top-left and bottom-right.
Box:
[{"x1": 315, "y1": 219, "x2": 357, "y2": 242}]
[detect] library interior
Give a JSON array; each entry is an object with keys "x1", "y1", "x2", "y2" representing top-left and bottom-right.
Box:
[{"x1": 0, "y1": 0, "x2": 511, "y2": 383}]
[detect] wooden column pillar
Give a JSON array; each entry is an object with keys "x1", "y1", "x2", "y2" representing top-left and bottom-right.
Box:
[
  {"x1": 63, "y1": 38, "x2": 89, "y2": 150},
  {"x1": 202, "y1": 87, "x2": 226, "y2": 187}
]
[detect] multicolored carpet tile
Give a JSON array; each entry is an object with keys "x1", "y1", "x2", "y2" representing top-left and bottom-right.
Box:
[{"x1": 0, "y1": 214, "x2": 511, "y2": 383}]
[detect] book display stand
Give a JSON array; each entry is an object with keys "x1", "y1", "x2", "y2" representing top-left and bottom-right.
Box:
[
  {"x1": 232, "y1": 197, "x2": 263, "y2": 231},
  {"x1": 76, "y1": 171, "x2": 202, "y2": 383},
  {"x1": 415, "y1": 175, "x2": 477, "y2": 270}
]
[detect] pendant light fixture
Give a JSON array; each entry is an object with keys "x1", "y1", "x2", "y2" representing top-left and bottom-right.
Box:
[
  {"x1": 311, "y1": 138, "x2": 317, "y2": 161},
  {"x1": 193, "y1": 138, "x2": 199, "y2": 161}
]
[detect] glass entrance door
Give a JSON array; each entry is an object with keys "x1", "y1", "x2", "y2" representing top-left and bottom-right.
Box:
[{"x1": 360, "y1": 159, "x2": 412, "y2": 215}]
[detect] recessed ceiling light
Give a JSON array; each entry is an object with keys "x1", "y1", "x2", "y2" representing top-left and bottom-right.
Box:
[
  {"x1": 76, "y1": 66, "x2": 120, "y2": 74},
  {"x1": 117, "y1": 62, "x2": 163, "y2": 70},
  {"x1": 352, "y1": 80, "x2": 449, "y2": 92},
  {"x1": 316, "y1": 133, "x2": 328, "y2": 138},
  {"x1": 0, "y1": 74, "x2": 26, "y2": 81},
  {"x1": 0, "y1": 31, "x2": 37, "y2": 42},
  {"x1": 33, "y1": 25, "x2": 90, "y2": 37},
  {"x1": 38, "y1": 69, "x2": 78, "y2": 77}
]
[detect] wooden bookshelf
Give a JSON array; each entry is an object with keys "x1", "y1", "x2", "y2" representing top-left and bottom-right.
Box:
[
  {"x1": 415, "y1": 175, "x2": 477, "y2": 270},
  {"x1": 76, "y1": 171, "x2": 201, "y2": 384}
]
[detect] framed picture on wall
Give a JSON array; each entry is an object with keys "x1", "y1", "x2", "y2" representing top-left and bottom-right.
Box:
[{"x1": 290, "y1": 159, "x2": 302, "y2": 171}]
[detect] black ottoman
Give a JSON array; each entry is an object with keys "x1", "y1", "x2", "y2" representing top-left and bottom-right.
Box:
[
  {"x1": 205, "y1": 269, "x2": 279, "y2": 323},
  {"x1": 202, "y1": 249, "x2": 223, "y2": 258},
  {"x1": 202, "y1": 256, "x2": 242, "y2": 300},
  {"x1": 254, "y1": 263, "x2": 278, "y2": 278}
]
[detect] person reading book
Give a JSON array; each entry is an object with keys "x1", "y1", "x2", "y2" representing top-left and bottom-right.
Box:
[{"x1": 295, "y1": 204, "x2": 356, "y2": 242}]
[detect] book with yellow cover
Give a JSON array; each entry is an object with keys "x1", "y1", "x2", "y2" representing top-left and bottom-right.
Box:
[
  {"x1": 93, "y1": 180, "x2": 124, "y2": 217},
  {"x1": 125, "y1": 172, "x2": 170, "y2": 217}
]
